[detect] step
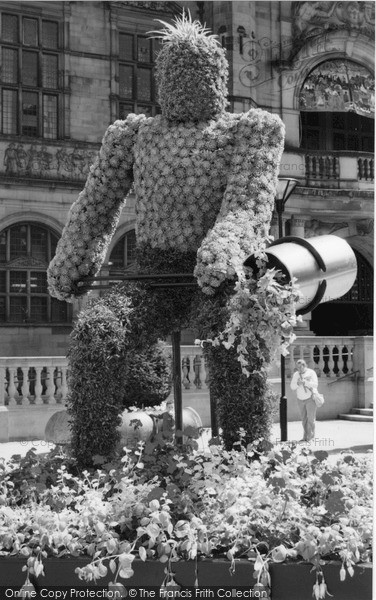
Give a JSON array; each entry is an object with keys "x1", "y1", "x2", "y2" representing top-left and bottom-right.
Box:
[
  {"x1": 351, "y1": 408, "x2": 374, "y2": 416},
  {"x1": 338, "y1": 413, "x2": 373, "y2": 422}
]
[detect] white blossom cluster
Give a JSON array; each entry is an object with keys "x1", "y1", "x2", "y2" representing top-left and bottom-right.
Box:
[{"x1": 47, "y1": 115, "x2": 146, "y2": 301}]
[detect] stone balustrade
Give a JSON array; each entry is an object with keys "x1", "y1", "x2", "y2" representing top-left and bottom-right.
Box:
[
  {"x1": 280, "y1": 150, "x2": 374, "y2": 188},
  {"x1": 286, "y1": 336, "x2": 355, "y2": 379},
  {"x1": 0, "y1": 357, "x2": 68, "y2": 406},
  {"x1": 0, "y1": 337, "x2": 367, "y2": 405},
  {"x1": 0, "y1": 336, "x2": 372, "y2": 439}
]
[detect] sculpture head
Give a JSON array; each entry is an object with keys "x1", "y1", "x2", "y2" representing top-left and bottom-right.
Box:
[{"x1": 153, "y1": 12, "x2": 229, "y2": 122}]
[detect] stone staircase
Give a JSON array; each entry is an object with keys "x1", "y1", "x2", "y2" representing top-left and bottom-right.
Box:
[{"x1": 338, "y1": 403, "x2": 373, "y2": 422}]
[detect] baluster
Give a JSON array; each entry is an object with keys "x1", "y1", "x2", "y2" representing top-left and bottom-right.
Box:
[
  {"x1": 327, "y1": 345, "x2": 335, "y2": 377},
  {"x1": 55, "y1": 368, "x2": 62, "y2": 403},
  {"x1": 369, "y1": 159, "x2": 374, "y2": 180},
  {"x1": 60, "y1": 367, "x2": 68, "y2": 402},
  {"x1": 347, "y1": 345, "x2": 354, "y2": 373},
  {"x1": 45, "y1": 366, "x2": 56, "y2": 403},
  {"x1": 193, "y1": 355, "x2": 202, "y2": 389},
  {"x1": 312, "y1": 156, "x2": 317, "y2": 178},
  {"x1": 358, "y1": 158, "x2": 363, "y2": 180},
  {"x1": 7, "y1": 367, "x2": 18, "y2": 406},
  {"x1": 305, "y1": 155, "x2": 311, "y2": 179},
  {"x1": 325, "y1": 156, "x2": 330, "y2": 178},
  {"x1": 334, "y1": 156, "x2": 339, "y2": 178},
  {"x1": 34, "y1": 367, "x2": 43, "y2": 404},
  {"x1": 21, "y1": 367, "x2": 30, "y2": 404},
  {"x1": 308, "y1": 345, "x2": 315, "y2": 370},
  {"x1": 364, "y1": 159, "x2": 369, "y2": 180},
  {"x1": 338, "y1": 344, "x2": 345, "y2": 375},
  {"x1": 182, "y1": 355, "x2": 190, "y2": 390},
  {"x1": 0, "y1": 366, "x2": 6, "y2": 405}
]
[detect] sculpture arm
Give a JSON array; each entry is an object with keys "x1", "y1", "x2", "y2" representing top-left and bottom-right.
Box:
[
  {"x1": 195, "y1": 109, "x2": 285, "y2": 294},
  {"x1": 48, "y1": 115, "x2": 145, "y2": 301}
]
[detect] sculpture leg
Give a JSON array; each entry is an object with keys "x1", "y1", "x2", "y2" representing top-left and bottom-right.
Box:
[{"x1": 204, "y1": 344, "x2": 276, "y2": 451}]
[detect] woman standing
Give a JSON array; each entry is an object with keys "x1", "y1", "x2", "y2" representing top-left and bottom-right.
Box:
[{"x1": 290, "y1": 359, "x2": 319, "y2": 442}]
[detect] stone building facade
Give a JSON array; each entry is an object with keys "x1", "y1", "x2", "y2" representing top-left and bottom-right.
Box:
[{"x1": 0, "y1": 0, "x2": 373, "y2": 357}]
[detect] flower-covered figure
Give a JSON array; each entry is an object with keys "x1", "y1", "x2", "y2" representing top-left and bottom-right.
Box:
[{"x1": 48, "y1": 14, "x2": 287, "y2": 451}]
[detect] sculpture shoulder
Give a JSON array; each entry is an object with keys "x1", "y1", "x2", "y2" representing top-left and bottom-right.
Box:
[
  {"x1": 234, "y1": 108, "x2": 285, "y2": 142},
  {"x1": 102, "y1": 113, "x2": 150, "y2": 145}
]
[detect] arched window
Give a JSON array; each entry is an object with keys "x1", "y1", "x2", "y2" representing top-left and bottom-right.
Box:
[
  {"x1": 299, "y1": 59, "x2": 374, "y2": 151},
  {"x1": 0, "y1": 223, "x2": 71, "y2": 323},
  {"x1": 109, "y1": 229, "x2": 137, "y2": 270}
]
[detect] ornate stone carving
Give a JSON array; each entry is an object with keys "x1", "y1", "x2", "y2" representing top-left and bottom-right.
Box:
[
  {"x1": 356, "y1": 218, "x2": 374, "y2": 236},
  {"x1": 305, "y1": 219, "x2": 348, "y2": 238},
  {"x1": 118, "y1": 1, "x2": 181, "y2": 14},
  {"x1": 292, "y1": 1, "x2": 375, "y2": 39},
  {"x1": 2, "y1": 142, "x2": 98, "y2": 182}
]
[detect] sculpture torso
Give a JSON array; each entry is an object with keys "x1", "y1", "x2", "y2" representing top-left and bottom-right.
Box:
[{"x1": 133, "y1": 113, "x2": 239, "y2": 253}]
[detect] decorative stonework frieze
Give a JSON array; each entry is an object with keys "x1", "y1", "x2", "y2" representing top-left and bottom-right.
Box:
[
  {"x1": 118, "y1": 1, "x2": 181, "y2": 14},
  {"x1": 292, "y1": 1, "x2": 375, "y2": 39},
  {"x1": 2, "y1": 142, "x2": 98, "y2": 182},
  {"x1": 305, "y1": 219, "x2": 348, "y2": 238}
]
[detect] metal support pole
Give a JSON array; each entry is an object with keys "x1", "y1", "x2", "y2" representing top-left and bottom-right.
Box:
[
  {"x1": 209, "y1": 389, "x2": 218, "y2": 437},
  {"x1": 280, "y1": 354, "x2": 287, "y2": 441},
  {"x1": 171, "y1": 330, "x2": 183, "y2": 446},
  {"x1": 276, "y1": 198, "x2": 288, "y2": 441}
]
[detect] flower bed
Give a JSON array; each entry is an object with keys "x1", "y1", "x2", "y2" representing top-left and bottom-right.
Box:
[{"x1": 0, "y1": 436, "x2": 372, "y2": 599}]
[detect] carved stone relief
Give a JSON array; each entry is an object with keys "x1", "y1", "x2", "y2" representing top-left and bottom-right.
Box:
[
  {"x1": 305, "y1": 219, "x2": 349, "y2": 237},
  {"x1": 293, "y1": 1, "x2": 375, "y2": 38},
  {"x1": 2, "y1": 142, "x2": 98, "y2": 181}
]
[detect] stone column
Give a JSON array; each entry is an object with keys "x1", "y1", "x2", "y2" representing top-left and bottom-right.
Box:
[
  {"x1": 290, "y1": 215, "x2": 306, "y2": 237},
  {"x1": 353, "y1": 336, "x2": 374, "y2": 408}
]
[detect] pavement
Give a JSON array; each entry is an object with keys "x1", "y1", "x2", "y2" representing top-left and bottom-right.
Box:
[{"x1": 0, "y1": 419, "x2": 373, "y2": 463}]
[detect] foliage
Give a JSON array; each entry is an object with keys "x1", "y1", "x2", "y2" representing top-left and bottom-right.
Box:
[
  {"x1": 67, "y1": 287, "x2": 171, "y2": 467},
  {"x1": 122, "y1": 342, "x2": 171, "y2": 410},
  {"x1": 0, "y1": 438, "x2": 372, "y2": 599}
]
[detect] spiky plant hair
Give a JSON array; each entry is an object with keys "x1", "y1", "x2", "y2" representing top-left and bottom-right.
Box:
[{"x1": 148, "y1": 10, "x2": 221, "y2": 47}]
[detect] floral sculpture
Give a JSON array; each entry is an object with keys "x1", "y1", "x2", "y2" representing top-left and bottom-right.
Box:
[{"x1": 48, "y1": 13, "x2": 294, "y2": 450}]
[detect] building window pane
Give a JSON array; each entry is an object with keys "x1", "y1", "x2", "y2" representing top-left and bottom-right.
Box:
[
  {"x1": 30, "y1": 271, "x2": 47, "y2": 293},
  {"x1": 0, "y1": 231, "x2": 6, "y2": 262},
  {"x1": 119, "y1": 103, "x2": 133, "y2": 120},
  {"x1": 10, "y1": 271, "x2": 27, "y2": 293},
  {"x1": 0, "y1": 223, "x2": 71, "y2": 324},
  {"x1": 2, "y1": 14, "x2": 18, "y2": 44},
  {"x1": 30, "y1": 297, "x2": 47, "y2": 321},
  {"x1": 137, "y1": 37, "x2": 151, "y2": 63},
  {"x1": 51, "y1": 297, "x2": 67, "y2": 322},
  {"x1": 137, "y1": 105, "x2": 153, "y2": 117},
  {"x1": 42, "y1": 53, "x2": 58, "y2": 88},
  {"x1": 2, "y1": 89, "x2": 17, "y2": 134},
  {"x1": 137, "y1": 67, "x2": 152, "y2": 102},
  {"x1": 42, "y1": 21, "x2": 58, "y2": 49},
  {"x1": 9, "y1": 296, "x2": 27, "y2": 321},
  {"x1": 23, "y1": 18, "x2": 38, "y2": 47},
  {"x1": 0, "y1": 271, "x2": 5, "y2": 293},
  {"x1": 109, "y1": 230, "x2": 137, "y2": 268},
  {"x1": 2, "y1": 47, "x2": 18, "y2": 83},
  {"x1": 119, "y1": 33, "x2": 133, "y2": 60},
  {"x1": 119, "y1": 64, "x2": 133, "y2": 98},
  {"x1": 43, "y1": 94, "x2": 57, "y2": 139},
  {"x1": 10, "y1": 225, "x2": 27, "y2": 259},
  {"x1": 22, "y1": 50, "x2": 38, "y2": 86},
  {"x1": 22, "y1": 91, "x2": 38, "y2": 136},
  {"x1": 0, "y1": 297, "x2": 5, "y2": 321},
  {"x1": 31, "y1": 227, "x2": 48, "y2": 261}
]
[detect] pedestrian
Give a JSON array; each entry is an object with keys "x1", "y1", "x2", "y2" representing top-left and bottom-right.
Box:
[{"x1": 290, "y1": 359, "x2": 319, "y2": 442}]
